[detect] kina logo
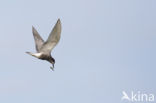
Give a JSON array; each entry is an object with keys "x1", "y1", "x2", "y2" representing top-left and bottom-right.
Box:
[{"x1": 121, "y1": 91, "x2": 155, "y2": 102}]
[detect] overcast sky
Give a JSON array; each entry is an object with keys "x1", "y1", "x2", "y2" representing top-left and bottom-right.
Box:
[{"x1": 0, "y1": 0, "x2": 156, "y2": 103}]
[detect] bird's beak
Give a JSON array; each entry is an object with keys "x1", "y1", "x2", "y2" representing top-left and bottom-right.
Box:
[{"x1": 50, "y1": 64, "x2": 54, "y2": 71}]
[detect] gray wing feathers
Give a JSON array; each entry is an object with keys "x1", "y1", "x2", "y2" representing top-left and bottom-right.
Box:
[
  {"x1": 32, "y1": 26, "x2": 44, "y2": 52},
  {"x1": 40, "y1": 19, "x2": 61, "y2": 53}
]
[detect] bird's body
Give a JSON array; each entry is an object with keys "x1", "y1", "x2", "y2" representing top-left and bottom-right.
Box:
[{"x1": 26, "y1": 19, "x2": 61, "y2": 70}]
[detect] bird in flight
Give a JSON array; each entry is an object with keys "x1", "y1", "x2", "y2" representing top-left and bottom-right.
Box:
[{"x1": 26, "y1": 19, "x2": 61, "y2": 71}]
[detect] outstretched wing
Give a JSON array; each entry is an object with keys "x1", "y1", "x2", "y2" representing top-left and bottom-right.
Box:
[
  {"x1": 32, "y1": 26, "x2": 44, "y2": 52},
  {"x1": 40, "y1": 19, "x2": 61, "y2": 54}
]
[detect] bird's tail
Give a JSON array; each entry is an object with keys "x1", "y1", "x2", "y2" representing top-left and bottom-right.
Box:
[
  {"x1": 26, "y1": 52, "x2": 36, "y2": 57},
  {"x1": 26, "y1": 52, "x2": 33, "y2": 56},
  {"x1": 26, "y1": 52, "x2": 42, "y2": 58}
]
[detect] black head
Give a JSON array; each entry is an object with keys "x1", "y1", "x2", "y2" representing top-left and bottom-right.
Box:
[
  {"x1": 48, "y1": 56, "x2": 55, "y2": 70},
  {"x1": 48, "y1": 56, "x2": 55, "y2": 64},
  {"x1": 51, "y1": 57, "x2": 55, "y2": 64}
]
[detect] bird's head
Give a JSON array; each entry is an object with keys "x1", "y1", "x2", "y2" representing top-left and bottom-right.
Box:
[{"x1": 49, "y1": 57, "x2": 55, "y2": 71}]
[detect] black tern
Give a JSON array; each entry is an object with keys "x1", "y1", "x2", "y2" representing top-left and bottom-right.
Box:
[{"x1": 26, "y1": 19, "x2": 61, "y2": 70}]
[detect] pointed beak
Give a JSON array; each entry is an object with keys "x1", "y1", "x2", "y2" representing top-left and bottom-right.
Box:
[{"x1": 50, "y1": 64, "x2": 54, "y2": 71}]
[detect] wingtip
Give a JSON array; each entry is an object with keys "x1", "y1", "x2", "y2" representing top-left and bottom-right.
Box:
[
  {"x1": 56, "y1": 18, "x2": 61, "y2": 29},
  {"x1": 57, "y1": 18, "x2": 61, "y2": 23},
  {"x1": 32, "y1": 26, "x2": 35, "y2": 30},
  {"x1": 32, "y1": 26, "x2": 38, "y2": 34}
]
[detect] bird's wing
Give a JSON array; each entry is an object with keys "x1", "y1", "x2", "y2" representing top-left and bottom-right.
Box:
[
  {"x1": 32, "y1": 26, "x2": 44, "y2": 52},
  {"x1": 40, "y1": 19, "x2": 61, "y2": 54}
]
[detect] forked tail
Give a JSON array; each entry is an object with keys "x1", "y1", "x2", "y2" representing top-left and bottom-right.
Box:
[{"x1": 26, "y1": 52, "x2": 42, "y2": 58}]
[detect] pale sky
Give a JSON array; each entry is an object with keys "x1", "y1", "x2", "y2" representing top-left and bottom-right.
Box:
[{"x1": 0, "y1": 0, "x2": 156, "y2": 103}]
